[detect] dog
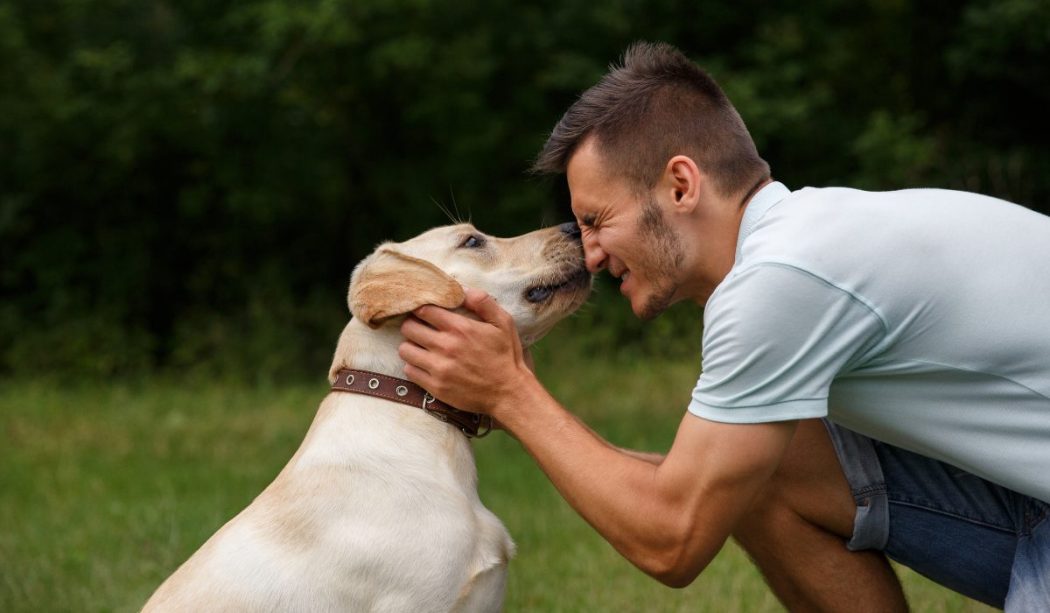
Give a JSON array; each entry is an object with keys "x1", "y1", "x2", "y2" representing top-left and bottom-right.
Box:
[{"x1": 143, "y1": 222, "x2": 591, "y2": 612}]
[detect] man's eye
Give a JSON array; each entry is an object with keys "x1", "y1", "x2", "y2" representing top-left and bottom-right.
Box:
[{"x1": 460, "y1": 235, "x2": 485, "y2": 249}]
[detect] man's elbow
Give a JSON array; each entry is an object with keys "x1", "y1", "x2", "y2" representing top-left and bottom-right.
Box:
[
  {"x1": 651, "y1": 566, "x2": 700, "y2": 589},
  {"x1": 631, "y1": 485, "x2": 730, "y2": 588},
  {"x1": 639, "y1": 546, "x2": 707, "y2": 589}
]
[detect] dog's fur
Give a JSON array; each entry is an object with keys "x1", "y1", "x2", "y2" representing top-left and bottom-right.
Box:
[{"x1": 143, "y1": 224, "x2": 590, "y2": 612}]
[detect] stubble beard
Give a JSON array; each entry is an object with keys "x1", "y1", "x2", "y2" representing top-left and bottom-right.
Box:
[{"x1": 636, "y1": 196, "x2": 685, "y2": 321}]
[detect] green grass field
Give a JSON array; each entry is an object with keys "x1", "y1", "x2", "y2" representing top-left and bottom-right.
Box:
[{"x1": 1, "y1": 337, "x2": 996, "y2": 612}]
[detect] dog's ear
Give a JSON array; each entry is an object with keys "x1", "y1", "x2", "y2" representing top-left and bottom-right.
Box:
[{"x1": 348, "y1": 248, "x2": 465, "y2": 328}]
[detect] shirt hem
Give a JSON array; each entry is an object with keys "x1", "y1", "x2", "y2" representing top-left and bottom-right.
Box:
[{"x1": 688, "y1": 398, "x2": 828, "y2": 423}]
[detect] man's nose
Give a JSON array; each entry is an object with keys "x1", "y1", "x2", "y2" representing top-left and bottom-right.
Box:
[
  {"x1": 581, "y1": 232, "x2": 607, "y2": 273},
  {"x1": 559, "y1": 221, "x2": 582, "y2": 241}
]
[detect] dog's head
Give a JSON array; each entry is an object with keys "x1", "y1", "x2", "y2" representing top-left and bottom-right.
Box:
[{"x1": 348, "y1": 223, "x2": 591, "y2": 346}]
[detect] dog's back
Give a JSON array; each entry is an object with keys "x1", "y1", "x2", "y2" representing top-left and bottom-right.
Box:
[{"x1": 144, "y1": 393, "x2": 514, "y2": 612}]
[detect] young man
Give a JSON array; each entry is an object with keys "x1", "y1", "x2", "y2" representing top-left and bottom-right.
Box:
[{"x1": 398, "y1": 42, "x2": 1050, "y2": 610}]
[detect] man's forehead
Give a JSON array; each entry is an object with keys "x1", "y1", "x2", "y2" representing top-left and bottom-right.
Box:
[
  {"x1": 567, "y1": 141, "x2": 610, "y2": 215},
  {"x1": 566, "y1": 137, "x2": 606, "y2": 180}
]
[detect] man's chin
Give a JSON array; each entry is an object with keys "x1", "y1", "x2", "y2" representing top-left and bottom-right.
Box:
[
  {"x1": 631, "y1": 288, "x2": 675, "y2": 321},
  {"x1": 636, "y1": 304, "x2": 667, "y2": 321}
]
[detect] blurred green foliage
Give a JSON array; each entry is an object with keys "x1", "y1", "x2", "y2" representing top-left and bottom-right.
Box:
[{"x1": 2, "y1": 0, "x2": 1048, "y2": 379}]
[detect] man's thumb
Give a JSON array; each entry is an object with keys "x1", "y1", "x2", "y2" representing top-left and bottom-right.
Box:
[{"x1": 462, "y1": 288, "x2": 505, "y2": 324}]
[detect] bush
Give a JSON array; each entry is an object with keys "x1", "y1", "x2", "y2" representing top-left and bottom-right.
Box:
[{"x1": 2, "y1": 0, "x2": 1047, "y2": 377}]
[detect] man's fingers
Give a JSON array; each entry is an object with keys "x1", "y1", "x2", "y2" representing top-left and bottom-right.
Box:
[
  {"x1": 400, "y1": 342, "x2": 446, "y2": 394},
  {"x1": 402, "y1": 362, "x2": 435, "y2": 391},
  {"x1": 400, "y1": 315, "x2": 442, "y2": 349},
  {"x1": 401, "y1": 349, "x2": 454, "y2": 401},
  {"x1": 412, "y1": 303, "x2": 465, "y2": 331},
  {"x1": 398, "y1": 341, "x2": 436, "y2": 375},
  {"x1": 463, "y1": 288, "x2": 512, "y2": 327}
]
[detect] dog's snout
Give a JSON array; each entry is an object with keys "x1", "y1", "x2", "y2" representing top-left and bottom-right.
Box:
[{"x1": 559, "y1": 222, "x2": 582, "y2": 241}]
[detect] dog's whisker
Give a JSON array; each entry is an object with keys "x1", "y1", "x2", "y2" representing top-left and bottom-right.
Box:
[
  {"x1": 447, "y1": 187, "x2": 466, "y2": 224},
  {"x1": 430, "y1": 196, "x2": 459, "y2": 225},
  {"x1": 446, "y1": 188, "x2": 473, "y2": 225}
]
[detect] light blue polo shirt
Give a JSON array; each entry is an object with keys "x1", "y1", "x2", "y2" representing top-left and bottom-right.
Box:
[{"x1": 689, "y1": 182, "x2": 1050, "y2": 502}]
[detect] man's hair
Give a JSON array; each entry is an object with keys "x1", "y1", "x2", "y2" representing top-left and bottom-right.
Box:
[{"x1": 533, "y1": 41, "x2": 769, "y2": 198}]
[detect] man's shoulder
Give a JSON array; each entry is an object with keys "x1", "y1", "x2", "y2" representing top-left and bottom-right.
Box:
[
  {"x1": 742, "y1": 184, "x2": 1046, "y2": 269},
  {"x1": 705, "y1": 261, "x2": 885, "y2": 334},
  {"x1": 785, "y1": 184, "x2": 1037, "y2": 219}
]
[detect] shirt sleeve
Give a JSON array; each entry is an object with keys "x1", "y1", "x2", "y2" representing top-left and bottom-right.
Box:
[{"x1": 689, "y1": 263, "x2": 886, "y2": 423}]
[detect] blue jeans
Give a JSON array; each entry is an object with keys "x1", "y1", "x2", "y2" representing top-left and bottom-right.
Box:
[{"x1": 821, "y1": 420, "x2": 1050, "y2": 610}]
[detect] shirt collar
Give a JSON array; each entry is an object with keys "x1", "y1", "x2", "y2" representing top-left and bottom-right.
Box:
[{"x1": 736, "y1": 181, "x2": 791, "y2": 262}]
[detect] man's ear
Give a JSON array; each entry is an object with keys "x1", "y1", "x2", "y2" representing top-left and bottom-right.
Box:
[
  {"x1": 665, "y1": 154, "x2": 702, "y2": 213},
  {"x1": 348, "y1": 248, "x2": 465, "y2": 328}
]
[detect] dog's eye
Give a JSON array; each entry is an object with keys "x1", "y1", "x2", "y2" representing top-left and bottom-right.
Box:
[{"x1": 459, "y1": 235, "x2": 485, "y2": 249}]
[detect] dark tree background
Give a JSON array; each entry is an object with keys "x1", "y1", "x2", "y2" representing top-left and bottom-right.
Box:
[{"x1": 2, "y1": 0, "x2": 1047, "y2": 378}]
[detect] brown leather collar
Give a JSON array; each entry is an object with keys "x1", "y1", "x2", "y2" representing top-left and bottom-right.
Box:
[{"x1": 330, "y1": 368, "x2": 492, "y2": 438}]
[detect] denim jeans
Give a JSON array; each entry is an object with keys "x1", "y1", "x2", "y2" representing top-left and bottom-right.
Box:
[{"x1": 821, "y1": 419, "x2": 1050, "y2": 610}]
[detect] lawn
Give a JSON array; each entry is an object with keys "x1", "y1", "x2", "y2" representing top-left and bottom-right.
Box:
[{"x1": 1, "y1": 335, "x2": 996, "y2": 611}]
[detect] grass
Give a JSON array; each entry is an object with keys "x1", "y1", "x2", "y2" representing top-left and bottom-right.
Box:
[{"x1": 1, "y1": 334, "x2": 996, "y2": 612}]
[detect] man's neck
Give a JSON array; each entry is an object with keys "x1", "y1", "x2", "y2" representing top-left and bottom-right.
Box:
[{"x1": 738, "y1": 176, "x2": 774, "y2": 210}]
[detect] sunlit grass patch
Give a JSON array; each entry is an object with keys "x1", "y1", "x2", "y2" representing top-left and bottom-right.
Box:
[{"x1": 1, "y1": 340, "x2": 995, "y2": 611}]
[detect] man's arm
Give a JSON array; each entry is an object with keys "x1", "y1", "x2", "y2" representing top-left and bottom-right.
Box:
[
  {"x1": 399, "y1": 290, "x2": 797, "y2": 586},
  {"x1": 620, "y1": 448, "x2": 666, "y2": 465},
  {"x1": 499, "y1": 377, "x2": 796, "y2": 586},
  {"x1": 555, "y1": 406, "x2": 666, "y2": 465}
]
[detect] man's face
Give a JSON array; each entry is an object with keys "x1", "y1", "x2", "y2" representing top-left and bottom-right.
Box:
[{"x1": 566, "y1": 140, "x2": 686, "y2": 320}]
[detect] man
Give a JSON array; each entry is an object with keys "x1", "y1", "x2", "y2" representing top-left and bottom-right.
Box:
[{"x1": 398, "y1": 41, "x2": 1050, "y2": 611}]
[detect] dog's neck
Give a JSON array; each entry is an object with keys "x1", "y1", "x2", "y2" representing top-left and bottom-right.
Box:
[{"x1": 327, "y1": 317, "x2": 410, "y2": 384}]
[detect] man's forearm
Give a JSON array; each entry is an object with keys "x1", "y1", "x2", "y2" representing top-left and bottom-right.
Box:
[
  {"x1": 537, "y1": 396, "x2": 667, "y2": 463},
  {"x1": 493, "y1": 373, "x2": 722, "y2": 584},
  {"x1": 620, "y1": 448, "x2": 665, "y2": 464},
  {"x1": 555, "y1": 404, "x2": 666, "y2": 465}
]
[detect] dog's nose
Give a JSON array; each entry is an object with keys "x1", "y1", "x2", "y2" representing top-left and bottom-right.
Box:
[{"x1": 559, "y1": 222, "x2": 582, "y2": 241}]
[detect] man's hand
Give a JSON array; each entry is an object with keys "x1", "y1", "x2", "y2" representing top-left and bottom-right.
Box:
[{"x1": 399, "y1": 288, "x2": 534, "y2": 415}]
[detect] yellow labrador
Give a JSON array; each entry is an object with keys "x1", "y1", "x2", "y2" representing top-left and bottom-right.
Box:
[{"x1": 143, "y1": 223, "x2": 590, "y2": 612}]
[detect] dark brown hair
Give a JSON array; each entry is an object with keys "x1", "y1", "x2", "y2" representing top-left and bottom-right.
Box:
[{"x1": 533, "y1": 41, "x2": 769, "y2": 198}]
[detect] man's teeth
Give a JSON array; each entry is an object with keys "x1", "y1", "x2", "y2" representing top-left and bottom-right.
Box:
[{"x1": 622, "y1": 271, "x2": 630, "y2": 282}]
